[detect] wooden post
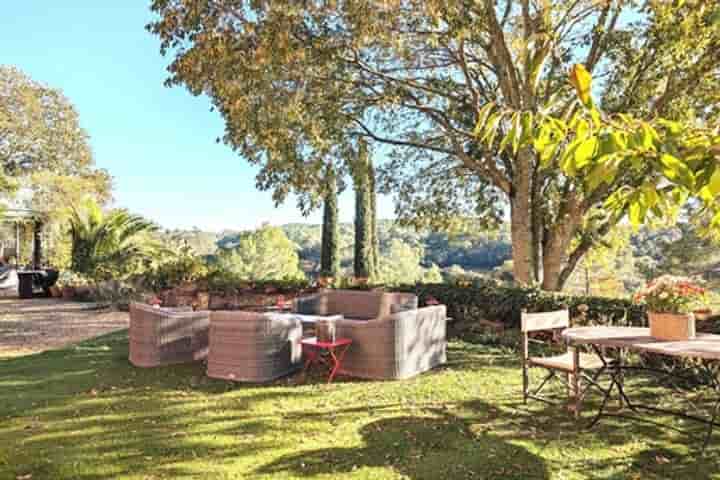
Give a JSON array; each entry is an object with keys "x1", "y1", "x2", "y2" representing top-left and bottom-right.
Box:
[
  {"x1": 15, "y1": 221, "x2": 20, "y2": 265},
  {"x1": 522, "y1": 332, "x2": 529, "y2": 403},
  {"x1": 33, "y1": 221, "x2": 42, "y2": 269}
]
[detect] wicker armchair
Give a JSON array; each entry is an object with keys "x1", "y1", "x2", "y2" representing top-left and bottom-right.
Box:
[
  {"x1": 294, "y1": 290, "x2": 446, "y2": 380},
  {"x1": 207, "y1": 311, "x2": 303, "y2": 383},
  {"x1": 335, "y1": 305, "x2": 447, "y2": 380},
  {"x1": 129, "y1": 303, "x2": 210, "y2": 367}
]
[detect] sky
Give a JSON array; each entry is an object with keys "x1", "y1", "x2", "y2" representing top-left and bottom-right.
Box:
[{"x1": 1, "y1": 2, "x2": 395, "y2": 232}]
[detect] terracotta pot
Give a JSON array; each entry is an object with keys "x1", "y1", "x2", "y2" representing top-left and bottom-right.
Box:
[
  {"x1": 61, "y1": 286, "x2": 76, "y2": 300},
  {"x1": 649, "y1": 311, "x2": 696, "y2": 341},
  {"x1": 49, "y1": 286, "x2": 62, "y2": 298}
]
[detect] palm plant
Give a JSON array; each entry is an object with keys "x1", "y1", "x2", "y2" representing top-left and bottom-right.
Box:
[{"x1": 69, "y1": 198, "x2": 158, "y2": 282}]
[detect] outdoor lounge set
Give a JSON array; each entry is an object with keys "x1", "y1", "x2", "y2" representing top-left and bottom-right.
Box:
[{"x1": 128, "y1": 289, "x2": 448, "y2": 383}]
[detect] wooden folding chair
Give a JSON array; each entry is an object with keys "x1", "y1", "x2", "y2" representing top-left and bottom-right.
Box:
[{"x1": 521, "y1": 309, "x2": 604, "y2": 417}]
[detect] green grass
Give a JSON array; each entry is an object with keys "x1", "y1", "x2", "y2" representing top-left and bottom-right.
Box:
[{"x1": 1, "y1": 332, "x2": 719, "y2": 479}]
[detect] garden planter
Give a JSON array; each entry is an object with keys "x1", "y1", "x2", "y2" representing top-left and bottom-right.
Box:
[
  {"x1": 649, "y1": 312, "x2": 696, "y2": 341},
  {"x1": 61, "y1": 286, "x2": 76, "y2": 300},
  {"x1": 693, "y1": 309, "x2": 713, "y2": 322},
  {"x1": 49, "y1": 285, "x2": 62, "y2": 298}
]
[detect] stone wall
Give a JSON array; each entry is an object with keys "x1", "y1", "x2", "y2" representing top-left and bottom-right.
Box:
[{"x1": 158, "y1": 284, "x2": 313, "y2": 311}]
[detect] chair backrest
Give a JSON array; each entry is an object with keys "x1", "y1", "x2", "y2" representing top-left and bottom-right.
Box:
[
  {"x1": 521, "y1": 310, "x2": 569, "y2": 333},
  {"x1": 326, "y1": 289, "x2": 387, "y2": 320}
]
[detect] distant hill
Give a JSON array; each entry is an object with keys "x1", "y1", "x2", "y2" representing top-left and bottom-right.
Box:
[{"x1": 163, "y1": 220, "x2": 512, "y2": 274}]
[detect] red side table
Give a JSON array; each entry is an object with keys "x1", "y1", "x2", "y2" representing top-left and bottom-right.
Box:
[{"x1": 301, "y1": 337, "x2": 352, "y2": 383}]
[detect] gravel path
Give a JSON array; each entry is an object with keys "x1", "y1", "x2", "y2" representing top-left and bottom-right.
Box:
[{"x1": 0, "y1": 298, "x2": 128, "y2": 358}]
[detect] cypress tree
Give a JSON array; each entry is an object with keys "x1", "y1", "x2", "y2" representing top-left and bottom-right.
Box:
[
  {"x1": 353, "y1": 145, "x2": 374, "y2": 279},
  {"x1": 320, "y1": 168, "x2": 339, "y2": 278},
  {"x1": 368, "y1": 160, "x2": 379, "y2": 279}
]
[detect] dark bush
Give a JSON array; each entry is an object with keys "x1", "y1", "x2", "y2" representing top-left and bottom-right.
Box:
[{"x1": 387, "y1": 282, "x2": 646, "y2": 329}]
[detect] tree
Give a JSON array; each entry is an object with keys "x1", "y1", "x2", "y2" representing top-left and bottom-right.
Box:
[
  {"x1": 1, "y1": 66, "x2": 112, "y2": 267},
  {"x1": 69, "y1": 198, "x2": 159, "y2": 282},
  {"x1": 215, "y1": 225, "x2": 305, "y2": 281},
  {"x1": 320, "y1": 167, "x2": 340, "y2": 277},
  {"x1": 0, "y1": 65, "x2": 95, "y2": 176},
  {"x1": 564, "y1": 225, "x2": 640, "y2": 297},
  {"x1": 376, "y1": 238, "x2": 424, "y2": 286},
  {"x1": 352, "y1": 143, "x2": 377, "y2": 279},
  {"x1": 149, "y1": 0, "x2": 720, "y2": 291},
  {"x1": 632, "y1": 211, "x2": 720, "y2": 281}
]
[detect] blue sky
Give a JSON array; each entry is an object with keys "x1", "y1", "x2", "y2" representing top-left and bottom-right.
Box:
[{"x1": 2, "y1": 2, "x2": 394, "y2": 231}]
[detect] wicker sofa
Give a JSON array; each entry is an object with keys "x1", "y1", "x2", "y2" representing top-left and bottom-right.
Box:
[
  {"x1": 129, "y1": 303, "x2": 210, "y2": 367},
  {"x1": 294, "y1": 289, "x2": 447, "y2": 380},
  {"x1": 206, "y1": 311, "x2": 303, "y2": 383}
]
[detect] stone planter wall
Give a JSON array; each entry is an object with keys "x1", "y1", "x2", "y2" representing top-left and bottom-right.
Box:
[{"x1": 158, "y1": 284, "x2": 314, "y2": 311}]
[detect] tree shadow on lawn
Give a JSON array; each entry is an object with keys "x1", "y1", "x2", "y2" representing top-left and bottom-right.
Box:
[
  {"x1": 483, "y1": 389, "x2": 720, "y2": 479},
  {"x1": 0, "y1": 329, "x2": 323, "y2": 479},
  {"x1": 257, "y1": 411, "x2": 551, "y2": 479}
]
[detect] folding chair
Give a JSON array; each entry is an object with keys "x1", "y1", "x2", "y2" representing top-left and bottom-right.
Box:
[{"x1": 521, "y1": 309, "x2": 605, "y2": 417}]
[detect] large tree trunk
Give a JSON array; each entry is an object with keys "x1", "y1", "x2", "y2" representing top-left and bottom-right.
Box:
[
  {"x1": 541, "y1": 210, "x2": 581, "y2": 291},
  {"x1": 510, "y1": 150, "x2": 535, "y2": 285},
  {"x1": 320, "y1": 169, "x2": 339, "y2": 277}
]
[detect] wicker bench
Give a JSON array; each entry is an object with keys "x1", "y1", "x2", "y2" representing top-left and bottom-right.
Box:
[
  {"x1": 206, "y1": 311, "x2": 303, "y2": 383},
  {"x1": 129, "y1": 303, "x2": 210, "y2": 367}
]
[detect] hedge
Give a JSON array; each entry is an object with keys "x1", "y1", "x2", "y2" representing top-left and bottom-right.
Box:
[{"x1": 387, "y1": 282, "x2": 647, "y2": 329}]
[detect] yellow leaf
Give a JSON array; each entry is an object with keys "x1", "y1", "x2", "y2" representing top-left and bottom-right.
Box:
[{"x1": 569, "y1": 64, "x2": 592, "y2": 107}]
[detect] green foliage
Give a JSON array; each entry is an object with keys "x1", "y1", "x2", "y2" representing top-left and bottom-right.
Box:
[
  {"x1": 138, "y1": 243, "x2": 209, "y2": 292},
  {"x1": 392, "y1": 282, "x2": 646, "y2": 330},
  {"x1": 69, "y1": 198, "x2": 159, "y2": 282},
  {"x1": 375, "y1": 239, "x2": 425, "y2": 286},
  {"x1": 212, "y1": 225, "x2": 305, "y2": 283},
  {"x1": 320, "y1": 168, "x2": 339, "y2": 277},
  {"x1": 564, "y1": 225, "x2": 642, "y2": 297},
  {"x1": 0, "y1": 66, "x2": 112, "y2": 268},
  {"x1": 0, "y1": 65, "x2": 93, "y2": 176},
  {"x1": 148, "y1": 0, "x2": 720, "y2": 291},
  {"x1": 161, "y1": 228, "x2": 219, "y2": 256},
  {"x1": 475, "y1": 71, "x2": 720, "y2": 233},
  {"x1": 352, "y1": 147, "x2": 377, "y2": 279}
]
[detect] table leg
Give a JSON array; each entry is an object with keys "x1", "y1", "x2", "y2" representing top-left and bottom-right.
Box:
[
  {"x1": 302, "y1": 346, "x2": 318, "y2": 381},
  {"x1": 572, "y1": 348, "x2": 581, "y2": 418},
  {"x1": 327, "y1": 344, "x2": 351, "y2": 384}
]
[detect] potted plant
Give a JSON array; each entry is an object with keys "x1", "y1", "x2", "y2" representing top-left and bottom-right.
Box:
[
  {"x1": 57, "y1": 272, "x2": 77, "y2": 300},
  {"x1": 634, "y1": 275, "x2": 707, "y2": 341},
  {"x1": 48, "y1": 284, "x2": 62, "y2": 298}
]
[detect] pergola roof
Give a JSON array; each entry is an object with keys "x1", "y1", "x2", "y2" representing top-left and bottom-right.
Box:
[
  {"x1": 3, "y1": 207, "x2": 45, "y2": 222},
  {"x1": 1, "y1": 188, "x2": 47, "y2": 222}
]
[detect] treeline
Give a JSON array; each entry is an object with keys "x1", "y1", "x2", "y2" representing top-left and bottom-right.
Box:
[{"x1": 164, "y1": 221, "x2": 513, "y2": 275}]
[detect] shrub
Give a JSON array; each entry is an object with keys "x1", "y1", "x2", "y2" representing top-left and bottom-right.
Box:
[
  {"x1": 138, "y1": 244, "x2": 209, "y2": 291},
  {"x1": 387, "y1": 281, "x2": 646, "y2": 329}
]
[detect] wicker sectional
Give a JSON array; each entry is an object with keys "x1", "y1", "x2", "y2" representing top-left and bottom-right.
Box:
[
  {"x1": 293, "y1": 290, "x2": 447, "y2": 380},
  {"x1": 206, "y1": 311, "x2": 303, "y2": 383},
  {"x1": 129, "y1": 303, "x2": 210, "y2": 367}
]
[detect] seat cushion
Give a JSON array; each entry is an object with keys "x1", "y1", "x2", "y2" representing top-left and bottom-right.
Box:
[{"x1": 528, "y1": 351, "x2": 605, "y2": 372}]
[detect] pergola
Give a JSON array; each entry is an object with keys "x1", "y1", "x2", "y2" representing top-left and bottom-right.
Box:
[{"x1": 2, "y1": 206, "x2": 45, "y2": 269}]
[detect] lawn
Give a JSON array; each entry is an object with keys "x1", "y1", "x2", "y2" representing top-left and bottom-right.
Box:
[{"x1": 1, "y1": 331, "x2": 719, "y2": 479}]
